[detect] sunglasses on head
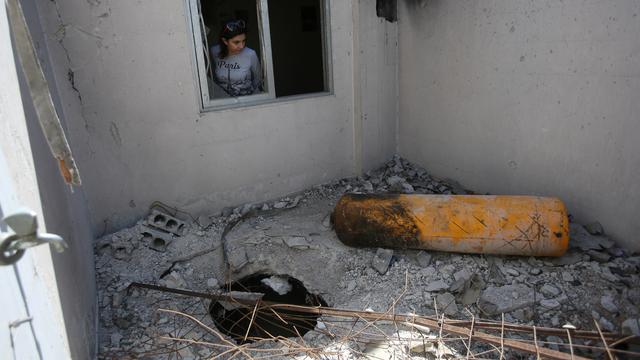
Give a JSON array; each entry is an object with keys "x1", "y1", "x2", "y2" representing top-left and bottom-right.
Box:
[{"x1": 223, "y1": 20, "x2": 246, "y2": 33}]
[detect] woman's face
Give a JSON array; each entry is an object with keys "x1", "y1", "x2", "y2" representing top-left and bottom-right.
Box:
[{"x1": 222, "y1": 34, "x2": 247, "y2": 56}]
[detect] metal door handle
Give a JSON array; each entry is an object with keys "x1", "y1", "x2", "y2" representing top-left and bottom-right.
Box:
[{"x1": 0, "y1": 209, "x2": 67, "y2": 266}]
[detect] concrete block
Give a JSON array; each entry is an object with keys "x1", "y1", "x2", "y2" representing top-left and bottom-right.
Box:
[{"x1": 147, "y1": 210, "x2": 185, "y2": 236}]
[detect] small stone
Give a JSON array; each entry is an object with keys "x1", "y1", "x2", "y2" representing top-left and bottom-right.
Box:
[
  {"x1": 621, "y1": 318, "x2": 640, "y2": 336},
  {"x1": 512, "y1": 309, "x2": 534, "y2": 322},
  {"x1": 599, "y1": 317, "x2": 616, "y2": 332},
  {"x1": 401, "y1": 183, "x2": 415, "y2": 193},
  {"x1": 600, "y1": 295, "x2": 618, "y2": 313},
  {"x1": 386, "y1": 175, "x2": 406, "y2": 187},
  {"x1": 425, "y1": 280, "x2": 449, "y2": 292},
  {"x1": 363, "y1": 181, "x2": 374, "y2": 192},
  {"x1": 552, "y1": 251, "x2": 583, "y2": 266},
  {"x1": 529, "y1": 268, "x2": 542, "y2": 275},
  {"x1": 546, "y1": 336, "x2": 563, "y2": 351},
  {"x1": 505, "y1": 268, "x2": 520, "y2": 277},
  {"x1": 261, "y1": 276, "x2": 292, "y2": 295},
  {"x1": 584, "y1": 221, "x2": 604, "y2": 235},
  {"x1": 540, "y1": 299, "x2": 561, "y2": 309},
  {"x1": 561, "y1": 272, "x2": 574, "y2": 282},
  {"x1": 159, "y1": 271, "x2": 187, "y2": 288},
  {"x1": 453, "y1": 269, "x2": 472, "y2": 282},
  {"x1": 221, "y1": 207, "x2": 233, "y2": 217},
  {"x1": 587, "y1": 250, "x2": 611, "y2": 263},
  {"x1": 372, "y1": 248, "x2": 394, "y2": 275},
  {"x1": 435, "y1": 292, "x2": 458, "y2": 316},
  {"x1": 607, "y1": 247, "x2": 625, "y2": 257},
  {"x1": 540, "y1": 284, "x2": 561, "y2": 298},
  {"x1": 206, "y1": 278, "x2": 219, "y2": 288},
  {"x1": 416, "y1": 251, "x2": 432, "y2": 267},
  {"x1": 261, "y1": 203, "x2": 270, "y2": 211},
  {"x1": 273, "y1": 201, "x2": 287, "y2": 209},
  {"x1": 111, "y1": 333, "x2": 123, "y2": 348},
  {"x1": 346, "y1": 280, "x2": 357, "y2": 292}
]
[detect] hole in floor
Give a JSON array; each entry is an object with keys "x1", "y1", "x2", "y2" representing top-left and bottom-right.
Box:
[{"x1": 209, "y1": 273, "x2": 327, "y2": 343}]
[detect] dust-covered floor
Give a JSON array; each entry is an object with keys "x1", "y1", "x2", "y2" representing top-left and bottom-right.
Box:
[{"x1": 95, "y1": 156, "x2": 640, "y2": 359}]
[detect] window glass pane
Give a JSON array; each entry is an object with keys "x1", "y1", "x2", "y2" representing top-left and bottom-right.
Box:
[
  {"x1": 200, "y1": 0, "x2": 268, "y2": 100},
  {"x1": 268, "y1": 0, "x2": 326, "y2": 97}
]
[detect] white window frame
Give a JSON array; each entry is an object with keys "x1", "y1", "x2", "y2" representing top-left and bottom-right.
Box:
[{"x1": 186, "y1": 0, "x2": 332, "y2": 111}]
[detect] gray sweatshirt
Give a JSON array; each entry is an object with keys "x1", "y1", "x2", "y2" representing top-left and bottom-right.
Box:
[{"x1": 210, "y1": 45, "x2": 262, "y2": 97}]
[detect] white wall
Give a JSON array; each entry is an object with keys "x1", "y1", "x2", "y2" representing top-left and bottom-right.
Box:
[
  {"x1": 34, "y1": 0, "x2": 398, "y2": 234},
  {"x1": 355, "y1": 0, "x2": 398, "y2": 171},
  {"x1": 12, "y1": 0, "x2": 98, "y2": 357},
  {"x1": 398, "y1": 0, "x2": 640, "y2": 250}
]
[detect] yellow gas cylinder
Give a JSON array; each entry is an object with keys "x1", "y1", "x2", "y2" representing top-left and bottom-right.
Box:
[{"x1": 332, "y1": 194, "x2": 569, "y2": 257}]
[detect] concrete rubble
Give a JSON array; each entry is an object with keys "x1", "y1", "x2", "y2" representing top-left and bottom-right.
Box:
[{"x1": 95, "y1": 156, "x2": 640, "y2": 359}]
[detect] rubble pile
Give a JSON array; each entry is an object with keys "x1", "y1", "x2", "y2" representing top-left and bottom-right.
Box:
[{"x1": 95, "y1": 156, "x2": 640, "y2": 359}]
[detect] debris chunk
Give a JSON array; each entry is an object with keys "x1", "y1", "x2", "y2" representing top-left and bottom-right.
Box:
[
  {"x1": 426, "y1": 280, "x2": 449, "y2": 292},
  {"x1": 416, "y1": 251, "x2": 432, "y2": 267},
  {"x1": 371, "y1": 248, "x2": 394, "y2": 275},
  {"x1": 584, "y1": 221, "x2": 604, "y2": 235},
  {"x1": 479, "y1": 284, "x2": 534, "y2": 315},
  {"x1": 540, "y1": 284, "x2": 561, "y2": 298},
  {"x1": 436, "y1": 292, "x2": 458, "y2": 316},
  {"x1": 600, "y1": 295, "x2": 618, "y2": 313},
  {"x1": 622, "y1": 318, "x2": 640, "y2": 336},
  {"x1": 261, "y1": 275, "x2": 292, "y2": 295}
]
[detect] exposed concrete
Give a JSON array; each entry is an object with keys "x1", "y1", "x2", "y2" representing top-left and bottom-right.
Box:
[
  {"x1": 398, "y1": 0, "x2": 640, "y2": 250},
  {"x1": 32, "y1": 0, "x2": 398, "y2": 235}
]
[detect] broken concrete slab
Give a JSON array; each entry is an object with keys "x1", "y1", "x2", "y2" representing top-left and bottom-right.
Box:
[
  {"x1": 372, "y1": 248, "x2": 394, "y2": 275},
  {"x1": 425, "y1": 280, "x2": 449, "y2": 292},
  {"x1": 435, "y1": 292, "x2": 458, "y2": 316},
  {"x1": 479, "y1": 284, "x2": 534, "y2": 315}
]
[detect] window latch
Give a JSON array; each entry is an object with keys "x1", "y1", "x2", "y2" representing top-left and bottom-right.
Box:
[{"x1": 0, "y1": 209, "x2": 67, "y2": 266}]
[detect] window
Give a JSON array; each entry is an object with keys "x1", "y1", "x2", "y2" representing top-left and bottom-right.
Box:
[{"x1": 187, "y1": 0, "x2": 331, "y2": 110}]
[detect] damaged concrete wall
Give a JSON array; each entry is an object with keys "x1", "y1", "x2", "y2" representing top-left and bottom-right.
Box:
[
  {"x1": 17, "y1": 0, "x2": 97, "y2": 357},
  {"x1": 31, "y1": 0, "x2": 396, "y2": 234},
  {"x1": 398, "y1": 1, "x2": 640, "y2": 250}
]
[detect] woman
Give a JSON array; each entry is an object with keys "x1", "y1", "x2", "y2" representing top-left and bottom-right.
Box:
[{"x1": 210, "y1": 20, "x2": 262, "y2": 97}]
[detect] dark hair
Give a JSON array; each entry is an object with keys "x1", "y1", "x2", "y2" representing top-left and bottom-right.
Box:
[{"x1": 218, "y1": 20, "x2": 246, "y2": 59}]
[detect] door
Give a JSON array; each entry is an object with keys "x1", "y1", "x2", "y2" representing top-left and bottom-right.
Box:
[{"x1": 0, "y1": 3, "x2": 71, "y2": 358}]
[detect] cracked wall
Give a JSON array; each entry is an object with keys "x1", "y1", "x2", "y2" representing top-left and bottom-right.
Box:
[
  {"x1": 3, "y1": 0, "x2": 97, "y2": 357},
  {"x1": 398, "y1": 0, "x2": 640, "y2": 251},
  {"x1": 33, "y1": 0, "x2": 398, "y2": 235}
]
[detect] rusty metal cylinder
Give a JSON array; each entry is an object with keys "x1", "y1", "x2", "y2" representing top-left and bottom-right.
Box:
[{"x1": 332, "y1": 194, "x2": 569, "y2": 257}]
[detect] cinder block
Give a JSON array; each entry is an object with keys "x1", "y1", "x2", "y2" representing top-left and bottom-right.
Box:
[
  {"x1": 146, "y1": 210, "x2": 185, "y2": 236},
  {"x1": 141, "y1": 227, "x2": 173, "y2": 252}
]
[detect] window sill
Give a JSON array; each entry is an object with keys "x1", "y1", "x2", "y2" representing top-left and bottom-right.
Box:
[{"x1": 200, "y1": 91, "x2": 334, "y2": 113}]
